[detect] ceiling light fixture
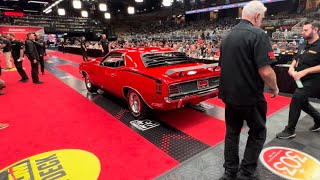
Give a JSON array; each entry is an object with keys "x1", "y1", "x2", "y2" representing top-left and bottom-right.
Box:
[
  {"x1": 104, "y1": 12, "x2": 111, "y2": 19},
  {"x1": 58, "y1": 8, "x2": 65, "y2": 15},
  {"x1": 81, "y1": 10, "x2": 88, "y2": 17},
  {"x1": 162, "y1": 0, "x2": 173, "y2": 7},
  {"x1": 45, "y1": 9, "x2": 52, "y2": 14},
  {"x1": 128, "y1": 6, "x2": 135, "y2": 14},
  {"x1": 73, "y1": 0, "x2": 81, "y2": 9},
  {"x1": 28, "y1": 1, "x2": 48, "y2": 4},
  {"x1": 135, "y1": 0, "x2": 143, "y2": 2},
  {"x1": 43, "y1": 0, "x2": 64, "y2": 13},
  {"x1": 99, "y1": 3, "x2": 107, "y2": 11}
]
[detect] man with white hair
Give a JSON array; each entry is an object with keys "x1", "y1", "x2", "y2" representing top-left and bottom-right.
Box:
[{"x1": 218, "y1": 1, "x2": 278, "y2": 179}]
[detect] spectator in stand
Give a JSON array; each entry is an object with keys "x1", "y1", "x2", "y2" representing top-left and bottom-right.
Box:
[{"x1": 0, "y1": 35, "x2": 13, "y2": 70}]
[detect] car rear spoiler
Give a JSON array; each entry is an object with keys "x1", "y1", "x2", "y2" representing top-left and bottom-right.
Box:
[{"x1": 165, "y1": 63, "x2": 219, "y2": 77}]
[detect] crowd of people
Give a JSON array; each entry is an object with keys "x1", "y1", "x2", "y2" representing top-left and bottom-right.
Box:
[{"x1": 0, "y1": 32, "x2": 45, "y2": 95}]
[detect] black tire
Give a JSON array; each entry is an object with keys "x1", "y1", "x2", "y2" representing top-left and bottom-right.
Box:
[
  {"x1": 84, "y1": 73, "x2": 99, "y2": 93},
  {"x1": 127, "y1": 90, "x2": 149, "y2": 119}
]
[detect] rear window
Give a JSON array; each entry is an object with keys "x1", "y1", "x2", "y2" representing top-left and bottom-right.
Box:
[{"x1": 142, "y1": 52, "x2": 197, "y2": 67}]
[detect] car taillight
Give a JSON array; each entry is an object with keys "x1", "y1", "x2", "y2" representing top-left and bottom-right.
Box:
[{"x1": 169, "y1": 85, "x2": 181, "y2": 95}]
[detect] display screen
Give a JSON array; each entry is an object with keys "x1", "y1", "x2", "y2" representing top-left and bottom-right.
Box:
[{"x1": 185, "y1": 0, "x2": 287, "y2": 14}]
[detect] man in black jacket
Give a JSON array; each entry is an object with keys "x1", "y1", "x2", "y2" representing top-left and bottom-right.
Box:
[
  {"x1": 25, "y1": 33, "x2": 43, "y2": 84},
  {"x1": 34, "y1": 33, "x2": 45, "y2": 75},
  {"x1": 218, "y1": 1, "x2": 278, "y2": 179},
  {"x1": 7, "y1": 34, "x2": 29, "y2": 82}
]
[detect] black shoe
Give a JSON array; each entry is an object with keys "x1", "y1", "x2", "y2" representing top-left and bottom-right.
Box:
[
  {"x1": 276, "y1": 128, "x2": 296, "y2": 139},
  {"x1": 309, "y1": 124, "x2": 320, "y2": 132},
  {"x1": 219, "y1": 171, "x2": 237, "y2": 180},
  {"x1": 19, "y1": 78, "x2": 29, "y2": 83},
  {"x1": 34, "y1": 81, "x2": 44, "y2": 84},
  {"x1": 236, "y1": 172, "x2": 259, "y2": 180}
]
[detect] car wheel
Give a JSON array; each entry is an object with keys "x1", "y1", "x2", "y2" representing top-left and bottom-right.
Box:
[
  {"x1": 127, "y1": 90, "x2": 149, "y2": 119},
  {"x1": 84, "y1": 73, "x2": 98, "y2": 93}
]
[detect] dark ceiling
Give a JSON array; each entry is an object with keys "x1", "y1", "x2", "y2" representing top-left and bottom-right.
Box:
[{"x1": 0, "y1": 0, "x2": 164, "y2": 16}]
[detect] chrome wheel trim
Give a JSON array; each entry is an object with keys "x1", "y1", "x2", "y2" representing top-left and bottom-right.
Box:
[{"x1": 129, "y1": 92, "x2": 141, "y2": 114}]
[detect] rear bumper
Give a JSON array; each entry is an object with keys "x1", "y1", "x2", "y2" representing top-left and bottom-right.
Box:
[{"x1": 162, "y1": 88, "x2": 218, "y2": 109}]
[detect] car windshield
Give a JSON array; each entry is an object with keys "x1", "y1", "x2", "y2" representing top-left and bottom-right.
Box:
[{"x1": 142, "y1": 52, "x2": 197, "y2": 67}]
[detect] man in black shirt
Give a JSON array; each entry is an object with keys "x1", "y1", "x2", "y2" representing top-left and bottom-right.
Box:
[
  {"x1": 277, "y1": 21, "x2": 320, "y2": 139},
  {"x1": 34, "y1": 33, "x2": 45, "y2": 75},
  {"x1": 80, "y1": 36, "x2": 88, "y2": 62},
  {"x1": 7, "y1": 34, "x2": 29, "y2": 82},
  {"x1": 0, "y1": 35, "x2": 13, "y2": 70},
  {"x1": 25, "y1": 33, "x2": 43, "y2": 84},
  {"x1": 218, "y1": 1, "x2": 278, "y2": 180},
  {"x1": 99, "y1": 34, "x2": 109, "y2": 57}
]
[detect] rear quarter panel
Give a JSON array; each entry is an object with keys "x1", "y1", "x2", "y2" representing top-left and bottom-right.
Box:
[{"x1": 116, "y1": 69, "x2": 165, "y2": 109}]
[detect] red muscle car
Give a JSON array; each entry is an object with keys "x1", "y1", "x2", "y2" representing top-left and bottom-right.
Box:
[{"x1": 79, "y1": 47, "x2": 220, "y2": 119}]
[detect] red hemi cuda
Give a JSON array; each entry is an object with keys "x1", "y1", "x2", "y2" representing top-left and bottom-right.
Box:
[{"x1": 79, "y1": 47, "x2": 220, "y2": 119}]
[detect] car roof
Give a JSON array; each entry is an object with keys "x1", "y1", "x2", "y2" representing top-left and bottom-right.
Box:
[{"x1": 112, "y1": 47, "x2": 173, "y2": 54}]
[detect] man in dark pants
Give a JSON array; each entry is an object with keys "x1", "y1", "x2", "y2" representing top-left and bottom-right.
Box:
[
  {"x1": 99, "y1": 34, "x2": 109, "y2": 57},
  {"x1": 218, "y1": 1, "x2": 278, "y2": 180},
  {"x1": 25, "y1": 33, "x2": 43, "y2": 84},
  {"x1": 80, "y1": 36, "x2": 88, "y2": 62},
  {"x1": 34, "y1": 33, "x2": 45, "y2": 75},
  {"x1": 7, "y1": 34, "x2": 29, "y2": 82},
  {"x1": 277, "y1": 21, "x2": 320, "y2": 139}
]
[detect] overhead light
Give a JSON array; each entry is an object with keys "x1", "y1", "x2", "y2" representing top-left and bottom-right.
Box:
[
  {"x1": 128, "y1": 6, "x2": 135, "y2": 14},
  {"x1": 162, "y1": 0, "x2": 173, "y2": 7},
  {"x1": 135, "y1": 0, "x2": 143, "y2": 2},
  {"x1": 99, "y1": 3, "x2": 107, "y2": 11},
  {"x1": 24, "y1": 9, "x2": 38, "y2": 12},
  {"x1": 81, "y1": 10, "x2": 88, "y2": 17},
  {"x1": 28, "y1": 1, "x2": 48, "y2": 4},
  {"x1": 43, "y1": 0, "x2": 64, "y2": 12},
  {"x1": 73, "y1": 0, "x2": 81, "y2": 9},
  {"x1": 104, "y1": 12, "x2": 111, "y2": 19},
  {"x1": 45, "y1": 9, "x2": 52, "y2": 14},
  {"x1": 58, "y1": 8, "x2": 65, "y2": 15}
]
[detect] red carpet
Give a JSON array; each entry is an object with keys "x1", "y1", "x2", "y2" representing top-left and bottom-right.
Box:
[
  {"x1": 0, "y1": 60, "x2": 178, "y2": 179},
  {"x1": 55, "y1": 64, "x2": 83, "y2": 80},
  {"x1": 159, "y1": 109, "x2": 226, "y2": 146},
  {"x1": 205, "y1": 93, "x2": 291, "y2": 116}
]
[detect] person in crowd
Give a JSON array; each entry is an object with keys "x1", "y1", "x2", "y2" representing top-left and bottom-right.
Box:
[
  {"x1": 34, "y1": 33, "x2": 45, "y2": 75},
  {"x1": 272, "y1": 43, "x2": 281, "y2": 54},
  {"x1": 80, "y1": 36, "x2": 88, "y2": 62},
  {"x1": 188, "y1": 45, "x2": 201, "y2": 58},
  {"x1": 7, "y1": 34, "x2": 29, "y2": 82},
  {"x1": 0, "y1": 35, "x2": 13, "y2": 70},
  {"x1": 276, "y1": 21, "x2": 320, "y2": 139},
  {"x1": 99, "y1": 34, "x2": 109, "y2": 57},
  {"x1": 204, "y1": 48, "x2": 214, "y2": 59},
  {"x1": 0, "y1": 78, "x2": 5, "y2": 95},
  {"x1": 25, "y1": 33, "x2": 43, "y2": 84},
  {"x1": 218, "y1": 1, "x2": 278, "y2": 180}
]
